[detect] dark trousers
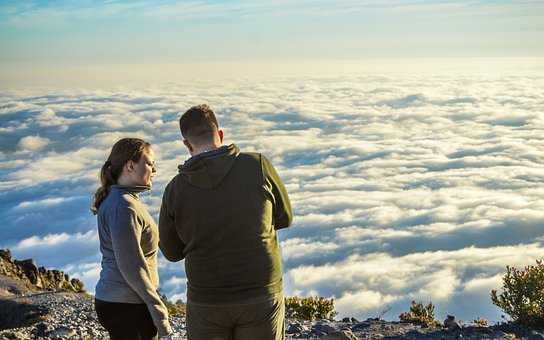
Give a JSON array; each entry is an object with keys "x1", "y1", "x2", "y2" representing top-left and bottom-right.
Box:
[{"x1": 95, "y1": 298, "x2": 158, "y2": 340}]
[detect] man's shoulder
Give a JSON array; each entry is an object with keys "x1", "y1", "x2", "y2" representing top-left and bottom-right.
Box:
[
  {"x1": 164, "y1": 174, "x2": 183, "y2": 191},
  {"x1": 237, "y1": 151, "x2": 263, "y2": 164}
]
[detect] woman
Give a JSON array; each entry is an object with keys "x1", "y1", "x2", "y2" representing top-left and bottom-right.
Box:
[{"x1": 91, "y1": 138, "x2": 172, "y2": 340}]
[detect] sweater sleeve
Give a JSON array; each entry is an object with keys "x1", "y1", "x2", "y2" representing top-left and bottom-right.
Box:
[
  {"x1": 262, "y1": 155, "x2": 293, "y2": 229},
  {"x1": 110, "y1": 205, "x2": 172, "y2": 337},
  {"x1": 159, "y1": 181, "x2": 186, "y2": 262}
]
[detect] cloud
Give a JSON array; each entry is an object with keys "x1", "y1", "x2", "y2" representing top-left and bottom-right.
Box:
[
  {"x1": 5, "y1": 230, "x2": 99, "y2": 269},
  {"x1": 1, "y1": 70, "x2": 544, "y2": 322},
  {"x1": 285, "y1": 243, "x2": 544, "y2": 320},
  {"x1": 17, "y1": 135, "x2": 50, "y2": 151}
]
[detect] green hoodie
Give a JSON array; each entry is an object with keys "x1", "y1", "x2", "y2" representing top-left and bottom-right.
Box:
[{"x1": 159, "y1": 144, "x2": 293, "y2": 304}]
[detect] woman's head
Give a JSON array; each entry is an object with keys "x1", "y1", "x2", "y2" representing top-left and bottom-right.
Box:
[{"x1": 91, "y1": 138, "x2": 156, "y2": 214}]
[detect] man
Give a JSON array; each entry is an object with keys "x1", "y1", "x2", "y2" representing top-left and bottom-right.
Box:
[{"x1": 159, "y1": 104, "x2": 293, "y2": 340}]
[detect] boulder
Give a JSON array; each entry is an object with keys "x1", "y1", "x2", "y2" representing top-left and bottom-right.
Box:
[
  {"x1": 70, "y1": 278, "x2": 85, "y2": 292},
  {"x1": 322, "y1": 329, "x2": 358, "y2": 340},
  {"x1": 313, "y1": 322, "x2": 336, "y2": 334},
  {"x1": 14, "y1": 259, "x2": 40, "y2": 286},
  {"x1": 0, "y1": 249, "x2": 12, "y2": 261},
  {"x1": 286, "y1": 321, "x2": 305, "y2": 334},
  {"x1": 444, "y1": 315, "x2": 461, "y2": 331}
]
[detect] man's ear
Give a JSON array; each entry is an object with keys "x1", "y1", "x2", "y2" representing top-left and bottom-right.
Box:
[
  {"x1": 183, "y1": 139, "x2": 193, "y2": 153},
  {"x1": 218, "y1": 129, "x2": 224, "y2": 143}
]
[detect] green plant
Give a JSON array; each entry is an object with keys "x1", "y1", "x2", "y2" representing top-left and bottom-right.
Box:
[
  {"x1": 491, "y1": 259, "x2": 544, "y2": 328},
  {"x1": 399, "y1": 300, "x2": 441, "y2": 328},
  {"x1": 159, "y1": 293, "x2": 186, "y2": 317},
  {"x1": 473, "y1": 317, "x2": 489, "y2": 327},
  {"x1": 285, "y1": 296, "x2": 337, "y2": 321}
]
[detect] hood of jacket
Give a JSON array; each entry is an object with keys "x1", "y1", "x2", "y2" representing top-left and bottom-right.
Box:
[{"x1": 178, "y1": 144, "x2": 240, "y2": 189}]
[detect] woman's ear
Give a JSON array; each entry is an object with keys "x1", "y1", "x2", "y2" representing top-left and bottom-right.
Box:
[{"x1": 125, "y1": 160, "x2": 135, "y2": 173}]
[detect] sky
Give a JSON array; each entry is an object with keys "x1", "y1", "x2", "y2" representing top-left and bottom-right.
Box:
[
  {"x1": 1, "y1": 0, "x2": 544, "y2": 324},
  {"x1": 1, "y1": 0, "x2": 543, "y2": 66}
]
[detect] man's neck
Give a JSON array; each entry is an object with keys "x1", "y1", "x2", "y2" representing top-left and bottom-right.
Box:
[{"x1": 191, "y1": 144, "x2": 221, "y2": 157}]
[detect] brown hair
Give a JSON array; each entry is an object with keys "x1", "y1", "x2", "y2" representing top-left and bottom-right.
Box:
[
  {"x1": 179, "y1": 104, "x2": 219, "y2": 146},
  {"x1": 91, "y1": 138, "x2": 151, "y2": 214}
]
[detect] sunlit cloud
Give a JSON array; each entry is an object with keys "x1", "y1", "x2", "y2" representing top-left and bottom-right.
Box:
[
  {"x1": 1, "y1": 70, "x2": 544, "y2": 322},
  {"x1": 17, "y1": 135, "x2": 50, "y2": 151}
]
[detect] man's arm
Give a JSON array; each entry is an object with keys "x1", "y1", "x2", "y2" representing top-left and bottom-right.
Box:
[
  {"x1": 262, "y1": 155, "x2": 293, "y2": 229},
  {"x1": 159, "y1": 180, "x2": 186, "y2": 261}
]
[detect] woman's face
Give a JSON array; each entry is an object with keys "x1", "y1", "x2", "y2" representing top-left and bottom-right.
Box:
[{"x1": 131, "y1": 148, "x2": 157, "y2": 187}]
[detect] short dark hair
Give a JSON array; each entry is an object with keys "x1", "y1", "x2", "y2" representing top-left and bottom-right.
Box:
[{"x1": 179, "y1": 104, "x2": 219, "y2": 145}]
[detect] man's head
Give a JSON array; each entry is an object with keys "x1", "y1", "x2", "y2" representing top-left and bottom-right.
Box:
[{"x1": 179, "y1": 104, "x2": 224, "y2": 155}]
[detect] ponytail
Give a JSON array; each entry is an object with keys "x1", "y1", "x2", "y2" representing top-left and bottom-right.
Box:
[
  {"x1": 91, "y1": 138, "x2": 150, "y2": 215},
  {"x1": 91, "y1": 160, "x2": 116, "y2": 214}
]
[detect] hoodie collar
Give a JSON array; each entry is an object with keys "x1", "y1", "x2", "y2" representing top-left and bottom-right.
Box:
[
  {"x1": 179, "y1": 144, "x2": 233, "y2": 171},
  {"x1": 177, "y1": 144, "x2": 240, "y2": 189},
  {"x1": 110, "y1": 184, "x2": 150, "y2": 197}
]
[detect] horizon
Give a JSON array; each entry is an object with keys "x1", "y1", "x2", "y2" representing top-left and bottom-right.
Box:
[{"x1": 2, "y1": 0, "x2": 544, "y2": 324}]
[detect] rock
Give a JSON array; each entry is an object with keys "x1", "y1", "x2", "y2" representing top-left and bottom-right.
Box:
[
  {"x1": 14, "y1": 259, "x2": 40, "y2": 286},
  {"x1": 70, "y1": 278, "x2": 85, "y2": 292},
  {"x1": 34, "y1": 321, "x2": 54, "y2": 337},
  {"x1": 1, "y1": 250, "x2": 84, "y2": 293},
  {"x1": 49, "y1": 326, "x2": 76, "y2": 339},
  {"x1": 351, "y1": 322, "x2": 371, "y2": 332},
  {"x1": 311, "y1": 329, "x2": 328, "y2": 337},
  {"x1": 529, "y1": 330, "x2": 544, "y2": 340},
  {"x1": 0, "y1": 331, "x2": 27, "y2": 340},
  {"x1": 444, "y1": 314, "x2": 461, "y2": 330},
  {"x1": 313, "y1": 322, "x2": 336, "y2": 334},
  {"x1": 350, "y1": 317, "x2": 359, "y2": 323},
  {"x1": 322, "y1": 329, "x2": 358, "y2": 340},
  {"x1": 286, "y1": 322, "x2": 305, "y2": 334},
  {"x1": 341, "y1": 317, "x2": 351, "y2": 323},
  {"x1": 0, "y1": 249, "x2": 11, "y2": 262}
]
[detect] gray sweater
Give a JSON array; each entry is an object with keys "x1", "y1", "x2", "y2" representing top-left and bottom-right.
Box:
[{"x1": 95, "y1": 185, "x2": 171, "y2": 336}]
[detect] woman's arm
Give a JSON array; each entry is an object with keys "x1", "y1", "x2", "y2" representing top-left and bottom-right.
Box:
[{"x1": 110, "y1": 204, "x2": 172, "y2": 337}]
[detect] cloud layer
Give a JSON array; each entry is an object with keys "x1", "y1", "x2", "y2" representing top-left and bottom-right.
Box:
[{"x1": 1, "y1": 70, "x2": 544, "y2": 322}]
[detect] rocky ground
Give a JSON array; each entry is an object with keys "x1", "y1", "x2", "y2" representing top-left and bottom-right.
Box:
[
  {"x1": 2, "y1": 248, "x2": 544, "y2": 339},
  {"x1": 2, "y1": 289, "x2": 544, "y2": 340}
]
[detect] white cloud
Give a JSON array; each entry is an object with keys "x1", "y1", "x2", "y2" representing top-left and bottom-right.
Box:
[
  {"x1": 13, "y1": 196, "x2": 82, "y2": 210},
  {"x1": 17, "y1": 135, "x2": 50, "y2": 151},
  {"x1": 11, "y1": 230, "x2": 97, "y2": 250},
  {"x1": 1, "y1": 70, "x2": 544, "y2": 321},
  {"x1": 281, "y1": 238, "x2": 339, "y2": 260},
  {"x1": 285, "y1": 244, "x2": 544, "y2": 319}
]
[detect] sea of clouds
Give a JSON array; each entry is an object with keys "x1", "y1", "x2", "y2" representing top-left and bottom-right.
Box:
[{"x1": 1, "y1": 71, "x2": 544, "y2": 322}]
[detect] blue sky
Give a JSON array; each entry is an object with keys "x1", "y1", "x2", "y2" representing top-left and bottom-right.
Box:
[{"x1": 1, "y1": 0, "x2": 543, "y2": 66}]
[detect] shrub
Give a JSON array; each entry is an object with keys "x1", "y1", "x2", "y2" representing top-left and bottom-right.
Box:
[
  {"x1": 491, "y1": 259, "x2": 544, "y2": 328},
  {"x1": 285, "y1": 296, "x2": 337, "y2": 321},
  {"x1": 473, "y1": 317, "x2": 489, "y2": 327},
  {"x1": 159, "y1": 293, "x2": 186, "y2": 317},
  {"x1": 399, "y1": 300, "x2": 441, "y2": 328}
]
